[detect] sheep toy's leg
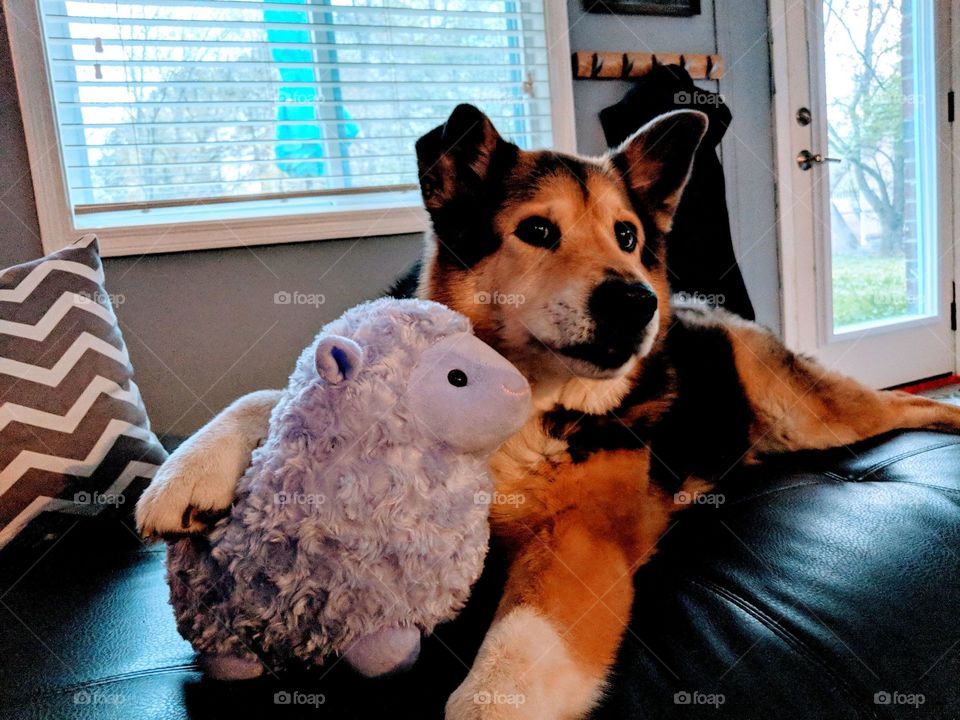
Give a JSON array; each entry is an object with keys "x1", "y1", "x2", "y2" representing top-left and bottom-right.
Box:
[
  {"x1": 136, "y1": 390, "x2": 281, "y2": 538},
  {"x1": 343, "y1": 627, "x2": 421, "y2": 678},
  {"x1": 199, "y1": 651, "x2": 265, "y2": 681}
]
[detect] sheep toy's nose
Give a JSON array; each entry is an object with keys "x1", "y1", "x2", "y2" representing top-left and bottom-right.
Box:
[{"x1": 343, "y1": 627, "x2": 421, "y2": 678}]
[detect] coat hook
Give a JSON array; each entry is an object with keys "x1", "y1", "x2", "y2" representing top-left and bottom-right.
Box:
[{"x1": 591, "y1": 53, "x2": 602, "y2": 78}]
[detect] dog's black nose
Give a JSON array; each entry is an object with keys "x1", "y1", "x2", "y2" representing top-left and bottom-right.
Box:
[{"x1": 589, "y1": 279, "x2": 659, "y2": 330}]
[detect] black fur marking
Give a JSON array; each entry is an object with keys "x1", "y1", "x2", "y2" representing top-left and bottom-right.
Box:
[
  {"x1": 637, "y1": 208, "x2": 664, "y2": 270},
  {"x1": 647, "y1": 314, "x2": 754, "y2": 494},
  {"x1": 559, "y1": 342, "x2": 639, "y2": 372},
  {"x1": 620, "y1": 346, "x2": 676, "y2": 410},
  {"x1": 542, "y1": 407, "x2": 644, "y2": 464},
  {"x1": 559, "y1": 156, "x2": 592, "y2": 203},
  {"x1": 430, "y1": 140, "x2": 521, "y2": 269},
  {"x1": 430, "y1": 202, "x2": 501, "y2": 268},
  {"x1": 512, "y1": 154, "x2": 592, "y2": 204},
  {"x1": 610, "y1": 151, "x2": 634, "y2": 196},
  {"x1": 542, "y1": 349, "x2": 675, "y2": 463},
  {"x1": 386, "y1": 261, "x2": 420, "y2": 299}
]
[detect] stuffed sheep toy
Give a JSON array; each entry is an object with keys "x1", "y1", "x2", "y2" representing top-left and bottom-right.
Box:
[{"x1": 164, "y1": 298, "x2": 531, "y2": 681}]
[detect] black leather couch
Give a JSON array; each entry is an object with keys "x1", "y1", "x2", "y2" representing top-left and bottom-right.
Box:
[{"x1": 2, "y1": 430, "x2": 959, "y2": 719}]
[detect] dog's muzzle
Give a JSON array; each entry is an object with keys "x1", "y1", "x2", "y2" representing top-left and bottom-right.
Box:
[
  {"x1": 559, "y1": 279, "x2": 659, "y2": 370},
  {"x1": 590, "y1": 279, "x2": 659, "y2": 329}
]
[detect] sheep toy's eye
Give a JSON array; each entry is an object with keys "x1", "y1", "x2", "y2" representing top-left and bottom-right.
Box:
[{"x1": 447, "y1": 369, "x2": 468, "y2": 387}]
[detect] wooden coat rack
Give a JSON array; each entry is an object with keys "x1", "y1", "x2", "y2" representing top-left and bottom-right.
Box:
[{"x1": 572, "y1": 51, "x2": 724, "y2": 80}]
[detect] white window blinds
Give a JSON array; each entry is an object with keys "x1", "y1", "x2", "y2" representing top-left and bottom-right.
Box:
[{"x1": 38, "y1": 0, "x2": 554, "y2": 213}]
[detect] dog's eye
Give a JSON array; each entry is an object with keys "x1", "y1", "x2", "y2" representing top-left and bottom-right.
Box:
[
  {"x1": 615, "y1": 221, "x2": 638, "y2": 252},
  {"x1": 447, "y1": 369, "x2": 468, "y2": 387},
  {"x1": 514, "y1": 216, "x2": 559, "y2": 249}
]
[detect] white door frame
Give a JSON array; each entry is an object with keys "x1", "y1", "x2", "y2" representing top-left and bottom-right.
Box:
[
  {"x1": 954, "y1": 0, "x2": 960, "y2": 372},
  {"x1": 770, "y1": 0, "x2": 956, "y2": 386}
]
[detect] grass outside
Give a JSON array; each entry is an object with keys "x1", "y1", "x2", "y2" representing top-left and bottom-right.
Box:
[{"x1": 832, "y1": 254, "x2": 909, "y2": 327}]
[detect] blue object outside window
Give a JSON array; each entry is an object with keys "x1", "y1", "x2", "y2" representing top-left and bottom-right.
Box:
[{"x1": 263, "y1": 0, "x2": 358, "y2": 180}]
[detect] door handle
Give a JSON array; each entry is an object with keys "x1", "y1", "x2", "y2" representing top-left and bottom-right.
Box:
[{"x1": 797, "y1": 149, "x2": 842, "y2": 171}]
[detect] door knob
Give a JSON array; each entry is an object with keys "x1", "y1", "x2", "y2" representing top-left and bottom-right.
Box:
[{"x1": 797, "y1": 149, "x2": 842, "y2": 171}]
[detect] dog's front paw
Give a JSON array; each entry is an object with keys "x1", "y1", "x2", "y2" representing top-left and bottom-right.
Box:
[
  {"x1": 135, "y1": 434, "x2": 250, "y2": 539},
  {"x1": 446, "y1": 672, "x2": 527, "y2": 720},
  {"x1": 135, "y1": 390, "x2": 280, "y2": 539},
  {"x1": 135, "y1": 478, "x2": 194, "y2": 539},
  {"x1": 445, "y1": 608, "x2": 604, "y2": 720},
  {"x1": 135, "y1": 456, "x2": 233, "y2": 539}
]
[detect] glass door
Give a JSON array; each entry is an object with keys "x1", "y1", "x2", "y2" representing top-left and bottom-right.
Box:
[{"x1": 773, "y1": 0, "x2": 955, "y2": 387}]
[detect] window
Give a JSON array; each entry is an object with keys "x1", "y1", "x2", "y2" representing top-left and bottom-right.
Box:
[
  {"x1": 822, "y1": 0, "x2": 938, "y2": 333},
  {"x1": 9, "y1": 0, "x2": 574, "y2": 255}
]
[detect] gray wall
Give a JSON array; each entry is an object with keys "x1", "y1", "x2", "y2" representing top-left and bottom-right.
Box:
[
  {"x1": 0, "y1": 7, "x2": 43, "y2": 270},
  {"x1": 0, "y1": 2, "x2": 779, "y2": 437},
  {"x1": 103, "y1": 236, "x2": 423, "y2": 436}
]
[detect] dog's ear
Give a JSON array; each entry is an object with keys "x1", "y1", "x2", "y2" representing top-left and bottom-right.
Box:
[
  {"x1": 610, "y1": 110, "x2": 708, "y2": 233},
  {"x1": 416, "y1": 104, "x2": 507, "y2": 210}
]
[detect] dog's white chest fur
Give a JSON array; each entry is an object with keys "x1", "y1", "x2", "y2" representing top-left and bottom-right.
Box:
[
  {"x1": 490, "y1": 415, "x2": 567, "y2": 484},
  {"x1": 489, "y1": 373, "x2": 633, "y2": 484}
]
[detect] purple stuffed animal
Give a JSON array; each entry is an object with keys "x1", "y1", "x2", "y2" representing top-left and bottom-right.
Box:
[{"x1": 164, "y1": 298, "x2": 531, "y2": 680}]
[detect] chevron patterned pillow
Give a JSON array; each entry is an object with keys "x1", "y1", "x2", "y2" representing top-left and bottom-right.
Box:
[{"x1": 0, "y1": 234, "x2": 167, "y2": 551}]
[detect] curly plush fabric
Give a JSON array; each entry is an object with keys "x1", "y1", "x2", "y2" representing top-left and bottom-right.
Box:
[{"x1": 165, "y1": 298, "x2": 529, "y2": 675}]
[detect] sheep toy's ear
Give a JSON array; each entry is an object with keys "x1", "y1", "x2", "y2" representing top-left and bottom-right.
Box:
[{"x1": 315, "y1": 335, "x2": 364, "y2": 384}]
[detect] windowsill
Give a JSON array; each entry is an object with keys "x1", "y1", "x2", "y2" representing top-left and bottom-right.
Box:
[{"x1": 73, "y1": 189, "x2": 429, "y2": 257}]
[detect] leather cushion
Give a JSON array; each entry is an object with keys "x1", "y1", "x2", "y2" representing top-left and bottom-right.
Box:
[{"x1": 1, "y1": 431, "x2": 958, "y2": 719}]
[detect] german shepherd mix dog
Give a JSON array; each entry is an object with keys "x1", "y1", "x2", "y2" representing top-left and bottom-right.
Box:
[{"x1": 137, "y1": 104, "x2": 960, "y2": 719}]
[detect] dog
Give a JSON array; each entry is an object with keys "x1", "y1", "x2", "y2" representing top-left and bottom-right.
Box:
[{"x1": 137, "y1": 104, "x2": 960, "y2": 719}]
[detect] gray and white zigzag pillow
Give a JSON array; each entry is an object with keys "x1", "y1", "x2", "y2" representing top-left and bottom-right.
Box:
[{"x1": 0, "y1": 234, "x2": 167, "y2": 550}]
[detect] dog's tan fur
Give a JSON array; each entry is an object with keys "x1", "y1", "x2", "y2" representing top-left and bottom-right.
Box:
[
  {"x1": 137, "y1": 105, "x2": 960, "y2": 719},
  {"x1": 135, "y1": 390, "x2": 282, "y2": 537}
]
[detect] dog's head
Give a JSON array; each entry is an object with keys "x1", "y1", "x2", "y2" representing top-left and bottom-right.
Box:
[{"x1": 415, "y1": 104, "x2": 706, "y2": 387}]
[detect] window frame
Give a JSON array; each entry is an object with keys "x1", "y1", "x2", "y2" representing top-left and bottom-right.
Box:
[{"x1": 6, "y1": 0, "x2": 576, "y2": 256}]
